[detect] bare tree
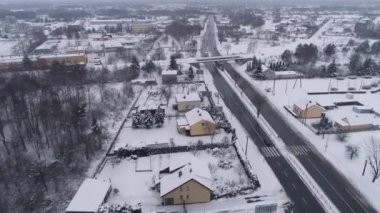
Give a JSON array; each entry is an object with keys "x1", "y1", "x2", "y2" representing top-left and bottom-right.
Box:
[
  {"x1": 161, "y1": 85, "x2": 172, "y2": 105},
  {"x1": 224, "y1": 43, "x2": 232, "y2": 55},
  {"x1": 365, "y1": 137, "x2": 380, "y2": 183},
  {"x1": 345, "y1": 144, "x2": 360, "y2": 160}
]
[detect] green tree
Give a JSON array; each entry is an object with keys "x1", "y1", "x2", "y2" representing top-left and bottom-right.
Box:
[
  {"x1": 169, "y1": 55, "x2": 178, "y2": 70},
  {"x1": 188, "y1": 66, "x2": 195, "y2": 80},
  {"x1": 22, "y1": 54, "x2": 33, "y2": 70},
  {"x1": 349, "y1": 53, "x2": 362, "y2": 75},
  {"x1": 129, "y1": 56, "x2": 140, "y2": 79},
  {"x1": 323, "y1": 44, "x2": 336, "y2": 57},
  {"x1": 327, "y1": 60, "x2": 337, "y2": 77},
  {"x1": 356, "y1": 40, "x2": 370, "y2": 54},
  {"x1": 371, "y1": 41, "x2": 380, "y2": 54},
  {"x1": 281, "y1": 49, "x2": 292, "y2": 64}
]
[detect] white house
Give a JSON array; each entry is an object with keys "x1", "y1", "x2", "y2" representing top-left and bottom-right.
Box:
[{"x1": 174, "y1": 93, "x2": 202, "y2": 112}]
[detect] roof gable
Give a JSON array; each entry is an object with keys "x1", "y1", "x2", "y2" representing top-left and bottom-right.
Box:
[{"x1": 185, "y1": 107, "x2": 214, "y2": 126}]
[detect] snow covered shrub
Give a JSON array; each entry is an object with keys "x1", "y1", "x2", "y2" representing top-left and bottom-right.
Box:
[
  {"x1": 218, "y1": 160, "x2": 233, "y2": 169},
  {"x1": 336, "y1": 133, "x2": 348, "y2": 142}
]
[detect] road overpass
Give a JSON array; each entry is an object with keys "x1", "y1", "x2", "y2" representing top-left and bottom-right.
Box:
[{"x1": 178, "y1": 54, "x2": 253, "y2": 64}]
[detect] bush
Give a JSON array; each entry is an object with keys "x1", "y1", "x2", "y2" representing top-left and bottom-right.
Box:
[{"x1": 336, "y1": 133, "x2": 348, "y2": 142}]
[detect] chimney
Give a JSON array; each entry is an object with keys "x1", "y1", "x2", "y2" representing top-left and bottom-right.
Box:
[{"x1": 178, "y1": 170, "x2": 182, "y2": 177}]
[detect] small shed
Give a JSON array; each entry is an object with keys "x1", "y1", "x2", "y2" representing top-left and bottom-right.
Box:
[{"x1": 66, "y1": 178, "x2": 111, "y2": 213}]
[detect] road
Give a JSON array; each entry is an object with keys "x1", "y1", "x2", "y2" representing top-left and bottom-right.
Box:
[{"x1": 201, "y1": 16, "x2": 376, "y2": 213}]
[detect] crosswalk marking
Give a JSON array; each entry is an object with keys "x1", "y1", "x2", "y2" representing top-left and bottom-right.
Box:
[
  {"x1": 261, "y1": 147, "x2": 281, "y2": 158},
  {"x1": 287, "y1": 145, "x2": 309, "y2": 156}
]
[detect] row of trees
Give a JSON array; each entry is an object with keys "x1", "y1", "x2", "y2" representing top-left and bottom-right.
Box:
[
  {"x1": 355, "y1": 40, "x2": 380, "y2": 55},
  {"x1": 165, "y1": 20, "x2": 202, "y2": 41},
  {"x1": 349, "y1": 54, "x2": 378, "y2": 76},
  {"x1": 229, "y1": 10, "x2": 265, "y2": 28}
]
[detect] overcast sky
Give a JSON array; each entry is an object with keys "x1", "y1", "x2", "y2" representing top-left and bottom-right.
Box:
[{"x1": 1, "y1": 0, "x2": 379, "y2": 6}]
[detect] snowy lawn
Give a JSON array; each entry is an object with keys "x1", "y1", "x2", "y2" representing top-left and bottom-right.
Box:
[
  {"x1": 97, "y1": 149, "x2": 283, "y2": 212},
  {"x1": 235, "y1": 64, "x2": 380, "y2": 211},
  {"x1": 113, "y1": 116, "x2": 230, "y2": 150}
]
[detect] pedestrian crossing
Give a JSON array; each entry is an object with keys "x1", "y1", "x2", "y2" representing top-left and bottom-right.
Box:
[
  {"x1": 260, "y1": 145, "x2": 310, "y2": 158},
  {"x1": 260, "y1": 147, "x2": 281, "y2": 158},
  {"x1": 287, "y1": 145, "x2": 309, "y2": 156}
]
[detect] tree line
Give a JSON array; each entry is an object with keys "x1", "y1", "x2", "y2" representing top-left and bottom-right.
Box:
[{"x1": 0, "y1": 61, "x2": 137, "y2": 212}]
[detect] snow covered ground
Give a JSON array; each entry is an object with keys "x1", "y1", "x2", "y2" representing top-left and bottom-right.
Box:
[
  {"x1": 234, "y1": 64, "x2": 380, "y2": 211},
  {"x1": 112, "y1": 83, "x2": 230, "y2": 150},
  {"x1": 0, "y1": 40, "x2": 18, "y2": 56},
  {"x1": 97, "y1": 149, "x2": 286, "y2": 213}
]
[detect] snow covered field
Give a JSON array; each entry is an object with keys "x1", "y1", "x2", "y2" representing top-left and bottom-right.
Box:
[{"x1": 234, "y1": 64, "x2": 380, "y2": 211}]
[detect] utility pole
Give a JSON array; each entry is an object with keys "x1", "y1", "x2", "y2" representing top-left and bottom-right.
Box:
[
  {"x1": 362, "y1": 160, "x2": 367, "y2": 176},
  {"x1": 245, "y1": 136, "x2": 249, "y2": 156}
]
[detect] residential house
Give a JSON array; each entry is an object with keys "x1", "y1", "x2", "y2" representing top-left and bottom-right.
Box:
[
  {"x1": 177, "y1": 107, "x2": 215, "y2": 136},
  {"x1": 174, "y1": 93, "x2": 201, "y2": 112},
  {"x1": 293, "y1": 99, "x2": 325, "y2": 119},
  {"x1": 158, "y1": 161, "x2": 213, "y2": 205},
  {"x1": 66, "y1": 178, "x2": 111, "y2": 213},
  {"x1": 334, "y1": 115, "x2": 377, "y2": 132},
  {"x1": 162, "y1": 70, "x2": 177, "y2": 84}
]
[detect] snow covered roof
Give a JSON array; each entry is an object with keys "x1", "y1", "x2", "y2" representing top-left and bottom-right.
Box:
[
  {"x1": 175, "y1": 93, "x2": 201, "y2": 103},
  {"x1": 185, "y1": 107, "x2": 214, "y2": 126},
  {"x1": 294, "y1": 99, "x2": 318, "y2": 109},
  {"x1": 162, "y1": 70, "x2": 177, "y2": 75},
  {"x1": 176, "y1": 118, "x2": 189, "y2": 127},
  {"x1": 335, "y1": 115, "x2": 374, "y2": 127},
  {"x1": 66, "y1": 178, "x2": 111, "y2": 213},
  {"x1": 160, "y1": 160, "x2": 212, "y2": 197},
  {"x1": 353, "y1": 105, "x2": 373, "y2": 111},
  {"x1": 274, "y1": 71, "x2": 300, "y2": 76}
]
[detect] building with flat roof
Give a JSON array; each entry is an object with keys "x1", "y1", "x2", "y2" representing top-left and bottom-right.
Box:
[{"x1": 66, "y1": 178, "x2": 111, "y2": 213}]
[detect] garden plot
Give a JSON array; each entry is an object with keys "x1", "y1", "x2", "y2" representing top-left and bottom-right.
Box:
[
  {"x1": 234, "y1": 66, "x2": 380, "y2": 211},
  {"x1": 112, "y1": 82, "x2": 226, "y2": 150},
  {"x1": 113, "y1": 116, "x2": 230, "y2": 150},
  {"x1": 97, "y1": 149, "x2": 263, "y2": 211}
]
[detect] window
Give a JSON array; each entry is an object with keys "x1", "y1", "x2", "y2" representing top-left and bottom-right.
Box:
[
  {"x1": 202, "y1": 122, "x2": 205, "y2": 126},
  {"x1": 165, "y1": 198, "x2": 174, "y2": 205},
  {"x1": 180, "y1": 195, "x2": 183, "y2": 200},
  {"x1": 186, "y1": 186, "x2": 190, "y2": 191},
  {"x1": 186, "y1": 195, "x2": 189, "y2": 200}
]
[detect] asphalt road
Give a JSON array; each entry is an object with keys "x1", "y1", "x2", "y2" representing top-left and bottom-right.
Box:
[{"x1": 201, "y1": 16, "x2": 377, "y2": 213}]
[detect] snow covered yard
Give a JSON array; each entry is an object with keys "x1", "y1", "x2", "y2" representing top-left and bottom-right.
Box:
[
  {"x1": 113, "y1": 116, "x2": 230, "y2": 150},
  {"x1": 235, "y1": 65, "x2": 380, "y2": 210},
  {"x1": 97, "y1": 149, "x2": 282, "y2": 212}
]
